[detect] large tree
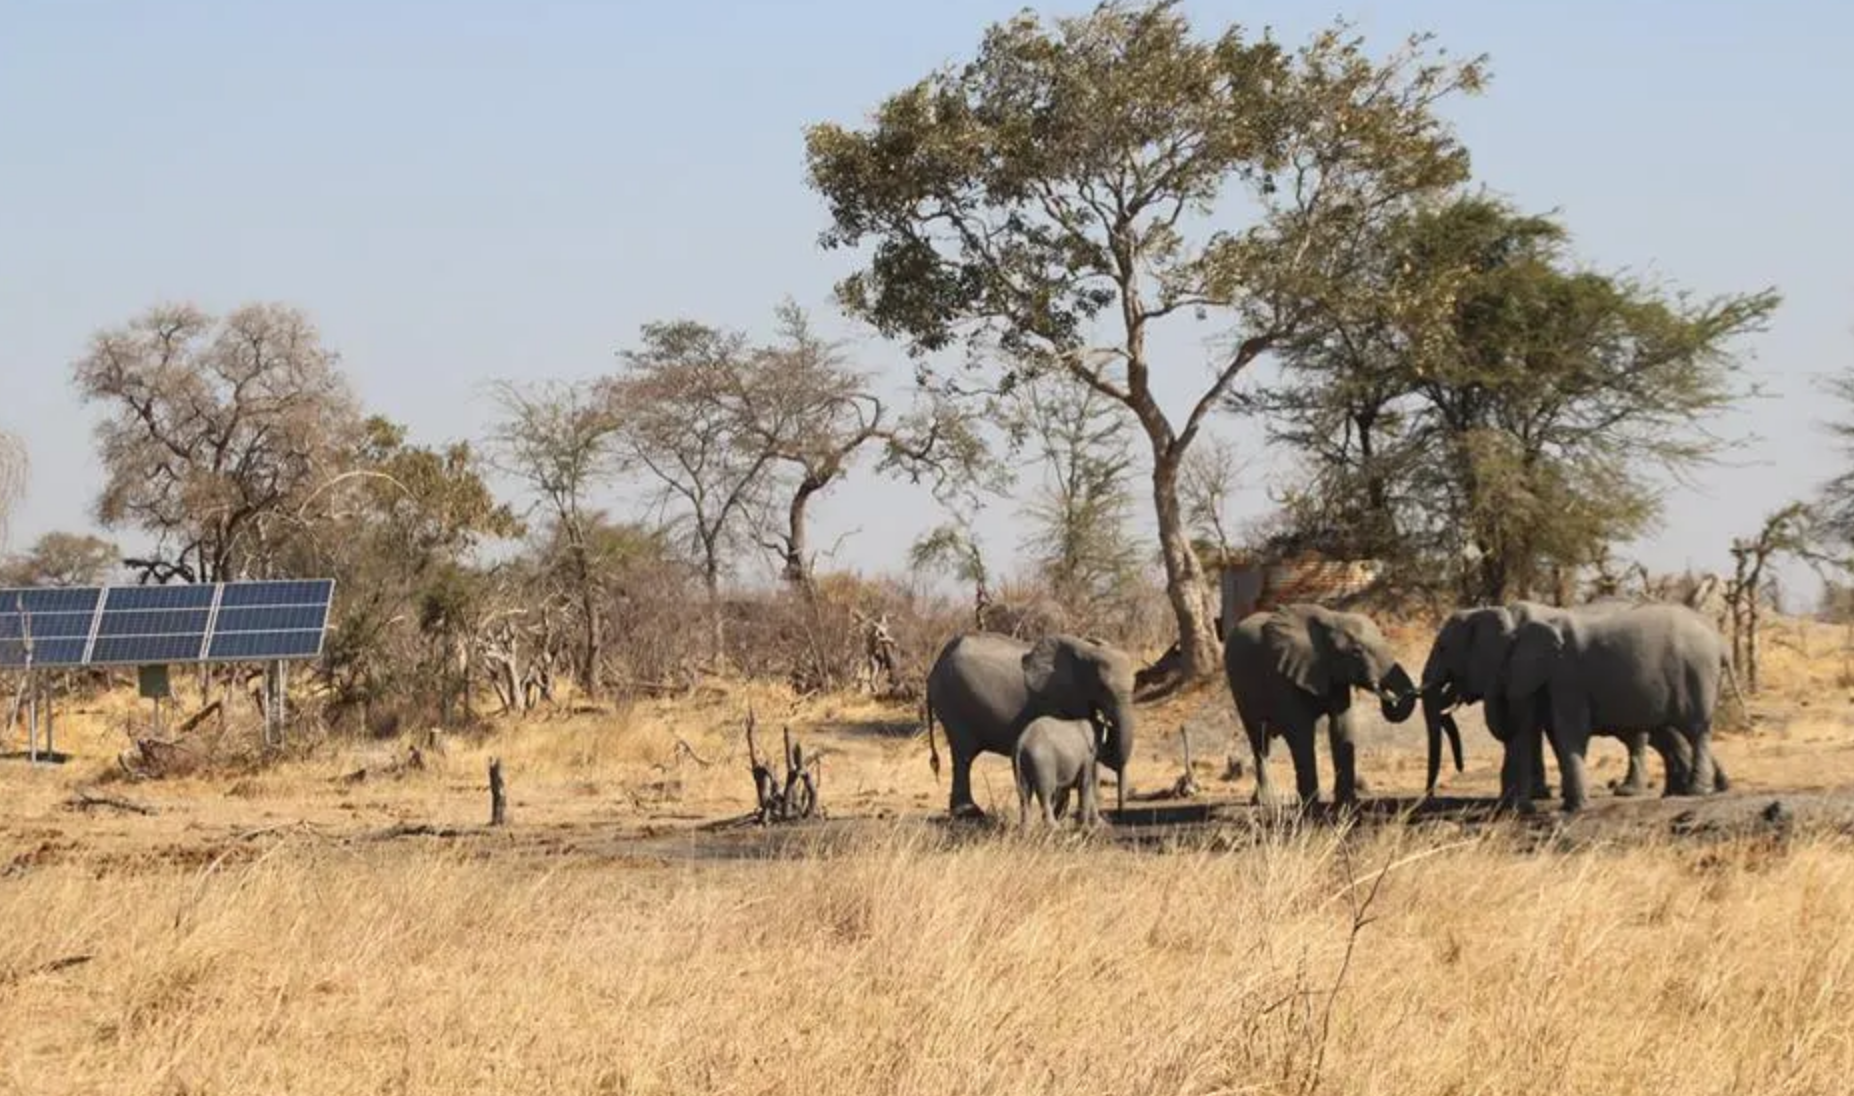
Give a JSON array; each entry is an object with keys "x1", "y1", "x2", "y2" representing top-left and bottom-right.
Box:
[
  {"x1": 804, "y1": 0, "x2": 1486, "y2": 677},
  {"x1": 1248, "y1": 195, "x2": 1782, "y2": 601},
  {"x1": 71, "y1": 302, "x2": 363, "y2": 583}
]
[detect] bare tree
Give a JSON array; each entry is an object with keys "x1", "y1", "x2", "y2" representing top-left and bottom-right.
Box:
[
  {"x1": 0, "y1": 429, "x2": 24, "y2": 548},
  {"x1": 487, "y1": 379, "x2": 624, "y2": 701},
  {"x1": 1178, "y1": 435, "x2": 1246, "y2": 563},
  {"x1": 1009, "y1": 377, "x2": 1145, "y2": 609},
  {"x1": 608, "y1": 321, "x2": 780, "y2": 664},
  {"x1": 737, "y1": 301, "x2": 890, "y2": 595},
  {"x1": 71, "y1": 302, "x2": 362, "y2": 582}
]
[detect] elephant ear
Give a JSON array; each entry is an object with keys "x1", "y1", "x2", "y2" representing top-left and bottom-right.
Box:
[
  {"x1": 1263, "y1": 612, "x2": 1329, "y2": 696},
  {"x1": 1503, "y1": 621, "x2": 1562, "y2": 702},
  {"x1": 1021, "y1": 635, "x2": 1069, "y2": 695},
  {"x1": 1465, "y1": 608, "x2": 1515, "y2": 699}
]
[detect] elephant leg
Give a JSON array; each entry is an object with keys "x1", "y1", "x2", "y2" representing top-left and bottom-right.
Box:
[
  {"x1": 1242, "y1": 713, "x2": 1281, "y2": 807},
  {"x1": 1614, "y1": 731, "x2": 1651, "y2": 797},
  {"x1": 1528, "y1": 729, "x2": 1553, "y2": 800},
  {"x1": 1328, "y1": 708, "x2": 1360, "y2": 807},
  {"x1": 1649, "y1": 727, "x2": 1694, "y2": 796},
  {"x1": 1052, "y1": 786, "x2": 1072, "y2": 820},
  {"x1": 1686, "y1": 718, "x2": 1720, "y2": 797},
  {"x1": 950, "y1": 745, "x2": 983, "y2": 819},
  {"x1": 1287, "y1": 718, "x2": 1321, "y2": 808},
  {"x1": 1547, "y1": 723, "x2": 1592, "y2": 814},
  {"x1": 1080, "y1": 768, "x2": 1099, "y2": 826}
]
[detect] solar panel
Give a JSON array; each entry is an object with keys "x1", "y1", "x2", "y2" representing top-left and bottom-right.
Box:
[
  {"x1": 0, "y1": 579, "x2": 334, "y2": 668},
  {"x1": 204, "y1": 579, "x2": 332, "y2": 663},
  {"x1": 0, "y1": 586, "x2": 103, "y2": 668}
]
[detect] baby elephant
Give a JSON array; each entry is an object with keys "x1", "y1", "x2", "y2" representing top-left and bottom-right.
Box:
[{"x1": 1013, "y1": 716, "x2": 1102, "y2": 828}]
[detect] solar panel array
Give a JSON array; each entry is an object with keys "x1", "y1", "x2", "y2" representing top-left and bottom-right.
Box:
[{"x1": 0, "y1": 580, "x2": 334, "y2": 669}]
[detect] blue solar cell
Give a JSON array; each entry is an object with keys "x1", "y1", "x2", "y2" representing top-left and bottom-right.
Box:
[
  {"x1": 212, "y1": 604, "x2": 330, "y2": 633},
  {"x1": 0, "y1": 610, "x2": 97, "y2": 640},
  {"x1": 93, "y1": 608, "x2": 212, "y2": 638},
  {"x1": 89, "y1": 633, "x2": 210, "y2": 665},
  {"x1": 0, "y1": 586, "x2": 103, "y2": 615},
  {"x1": 103, "y1": 584, "x2": 216, "y2": 611},
  {"x1": 0, "y1": 637, "x2": 89, "y2": 667},
  {"x1": 206, "y1": 630, "x2": 324, "y2": 661},
  {"x1": 218, "y1": 580, "x2": 334, "y2": 609}
]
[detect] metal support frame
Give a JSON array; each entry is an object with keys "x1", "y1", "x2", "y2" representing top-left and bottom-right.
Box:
[{"x1": 263, "y1": 659, "x2": 287, "y2": 749}]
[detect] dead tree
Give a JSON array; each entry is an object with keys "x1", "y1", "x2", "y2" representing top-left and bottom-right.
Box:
[
  {"x1": 743, "y1": 707, "x2": 821, "y2": 824},
  {"x1": 1727, "y1": 504, "x2": 1818, "y2": 694}
]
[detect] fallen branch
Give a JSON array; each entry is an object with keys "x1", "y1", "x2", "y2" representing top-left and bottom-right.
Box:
[
  {"x1": 67, "y1": 787, "x2": 157, "y2": 816},
  {"x1": 0, "y1": 954, "x2": 93, "y2": 988},
  {"x1": 673, "y1": 737, "x2": 715, "y2": 767},
  {"x1": 367, "y1": 822, "x2": 470, "y2": 841}
]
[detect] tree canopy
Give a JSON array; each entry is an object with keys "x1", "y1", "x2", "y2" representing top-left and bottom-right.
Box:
[
  {"x1": 1245, "y1": 194, "x2": 1781, "y2": 602},
  {"x1": 805, "y1": 0, "x2": 1488, "y2": 676}
]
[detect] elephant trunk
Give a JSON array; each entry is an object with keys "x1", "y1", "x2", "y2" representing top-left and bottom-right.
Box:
[
  {"x1": 1099, "y1": 694, "x2": 1135, "y2": 813},
  {"x1": 1421, "y1": 683, "x2": 1465, "y2": 795},
  {"x1": 1376, "y1": 662, "x2": 1419, "y2": 723}
]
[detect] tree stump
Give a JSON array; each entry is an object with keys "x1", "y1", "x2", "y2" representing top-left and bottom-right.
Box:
[{"x1": 488, "y1": 758, "x2": 508, "y2": 826}]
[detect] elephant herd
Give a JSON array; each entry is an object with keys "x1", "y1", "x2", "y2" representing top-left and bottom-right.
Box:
[{"x1": 922, "y1": 599, "x2": 1742, "y2": 825}]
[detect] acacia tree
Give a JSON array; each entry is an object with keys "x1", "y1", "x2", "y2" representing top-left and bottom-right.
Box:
[
  {"x1": 71, "y1": 302, "x2": 363, "y2": 582},
  {"x1": 1816, "y1": 355, "x2": 1854, "y2": 548},
  {"x1": 488, "y1": 379, "x2": 624, "y2": 700},
  {"x1": 1, "y1": 532, "x2": 120, "y2": 587},
  {"x1": 1248, "y1": 195, "x2": 1782, "y2": 601},
  {"x1": 804, "y1": 0, "x2": 1486, "y2": 678}
]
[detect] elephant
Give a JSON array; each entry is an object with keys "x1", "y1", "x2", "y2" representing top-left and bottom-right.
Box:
[
  {"x1": 1502, "y1": 602, "x2": 1738, "y2": 813},
  {"x1": 1222, "y1": 603, "x2": 1421, "y2": 808},
  {"x1": 924, "y1": 631, "x2": 1137, "y2": 820},
  {"x1": 1013, "y1": 716, "x2": 1101, "y2": 828},
  {"x1": 1420, "y1": 600, "x2": 1670, "y2": 801}
]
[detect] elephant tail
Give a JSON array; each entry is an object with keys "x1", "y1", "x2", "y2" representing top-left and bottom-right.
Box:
[{"x1": 923, "y1": 695, "x2": 942, "y2": 782}]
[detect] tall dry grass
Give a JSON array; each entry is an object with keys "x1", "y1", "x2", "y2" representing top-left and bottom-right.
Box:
[{"x1": 4, "y1": 822, "x2": 1854, "y2": 1095}]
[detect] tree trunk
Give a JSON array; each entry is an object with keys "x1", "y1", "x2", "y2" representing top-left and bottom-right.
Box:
[
  {"x1": 704, "y1": 558, "x2": 726, "y2": 669},
  {"x1": 579, "y1": 578, "x2": 601, "y2": 703},
  {"x1": 1151, "y1": 452, "x2": 1221, "y2": 680},
  {"x1": 782, "y1": 476, "x2": 825, "y2": 599}
]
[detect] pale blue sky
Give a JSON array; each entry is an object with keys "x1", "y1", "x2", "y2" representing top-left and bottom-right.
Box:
[{"x1": 2, "y1": 1, "x2": 1849, "y2": 598}]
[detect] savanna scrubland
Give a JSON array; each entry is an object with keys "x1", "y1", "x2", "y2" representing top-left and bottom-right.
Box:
[
  {"x1": 6, "y1": 612, "x2": 1854, "y2": 1096},
  {"x1": 7, "y1": 2, "x2": 1854, "y2": 1094}
]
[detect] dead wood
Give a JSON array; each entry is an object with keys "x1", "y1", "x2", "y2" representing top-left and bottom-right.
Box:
[
  {"x1": 176, "y1": 700, "x2": 223, "y2": 736},
  {"x1": 489, "y1": 757, "x2": 508, "y2": 826},
  {"x1": 742, "y1": 707, "x2": 822, "y2": 825},
  {"x1": 67, "y1": 787, "x2": 157, "y2": 816}
]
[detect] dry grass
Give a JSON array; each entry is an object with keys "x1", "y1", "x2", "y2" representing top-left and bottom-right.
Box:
[
  {"x1": 4, "y1": 823, "x2": 1854, "y2": 1094},
  {"x1": 5, "y1": 612, "x2": 1854, "y2": 1094}
]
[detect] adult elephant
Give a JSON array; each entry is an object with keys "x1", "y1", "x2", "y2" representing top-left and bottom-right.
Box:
[
  {"x1": 1420, "y1": 600, "x2": 1659, "y2": 801},
  {"x1": 924, "y1": 632, "x2": 1137, "y2": 819},
  {"x1": 1503, "y1": 602, "x2": 1736, "y2": 814},
  {"x1": 1223, "y1": 603, "x2": 1421, "y2": 808}
]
